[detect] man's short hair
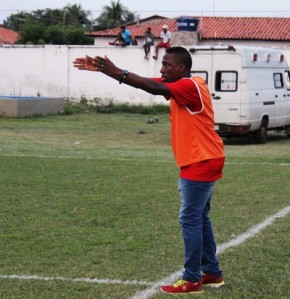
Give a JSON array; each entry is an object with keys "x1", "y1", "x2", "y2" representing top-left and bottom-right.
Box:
[{"x1": 166, "y1": 47, "x2": 192, "y2": 70}]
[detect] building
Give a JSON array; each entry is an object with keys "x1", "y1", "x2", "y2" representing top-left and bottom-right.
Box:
[
  {"x1": 87, "y1": 16, "x2": 290, "y2": 48},
  {"x1": 0, "y1": 27, "x2": 20, "y2": 45}
]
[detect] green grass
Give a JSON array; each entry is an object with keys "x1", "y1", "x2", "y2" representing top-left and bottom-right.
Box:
[{"x1": 0, "y1": 113, "x2": 289, "y2": 299}]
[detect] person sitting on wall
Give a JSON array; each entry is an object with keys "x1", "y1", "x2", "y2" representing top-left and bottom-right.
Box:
[
  {"x1": 143, "y1": 27, "x2": 155, "y2": 59},
  {"x1": 153, "y1": 24, "x2": 171, "y2": 60},
  {"x1": 108, "y1": 25, "x2": 133, "y2": 47}
]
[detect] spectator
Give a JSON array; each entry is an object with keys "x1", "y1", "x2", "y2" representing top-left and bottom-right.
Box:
[
  {"x1": 143, "y1": 27, "x2": 155, "y2": 59},
  {"x1": 108, "y1": 25, "x2": 132, "y2": 47},
  {"x1": 153, "y1": 24, "x2": 171, "y2": 60}
]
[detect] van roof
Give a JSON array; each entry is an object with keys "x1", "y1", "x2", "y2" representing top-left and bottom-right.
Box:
[{"x1": 189, "y1": 45, "x2": 289, "y2": 69}]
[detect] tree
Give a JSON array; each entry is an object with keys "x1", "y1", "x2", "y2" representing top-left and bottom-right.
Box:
[
  {"x1": 0, "y1": 4, "x2": 94, "y2": 45},
  {"x1": 32, "y1": 9, "x2": 64, "y2": 27},
  {"x1": 65, "y1": 27, "x2": 93, "y2": 45},
  {"x1": 19, "y1": 23, "x2": 46, "y2": 44},
  {"x1": 95, "y1": 0, "x2": 136, "y2": 29},
  {"x1": 2, "y1": 12, "x2": 33, "y2": 32},
  {"x1": 45, "y1": 25, "x2": 67, "y2": 44},
  {"x1": 64, "y1": 3, "x2": 91, "y2": 27}
]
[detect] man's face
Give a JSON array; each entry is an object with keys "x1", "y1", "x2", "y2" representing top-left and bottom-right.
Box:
[{"x1": 160, "y1": 53, "x2": 183, "y2": 83}]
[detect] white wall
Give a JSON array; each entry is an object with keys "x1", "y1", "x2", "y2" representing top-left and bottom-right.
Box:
[
  {"x1": 0, "y1": 45, "x2": 166, "y2": 105},
  {"x1": 1, "y1": 43, "x2": 290, "y2": 105}
]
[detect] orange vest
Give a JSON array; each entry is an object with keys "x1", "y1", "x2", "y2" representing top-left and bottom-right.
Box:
[{"x1": 170, "y1": 76, "x2": 224, "y2": 167}]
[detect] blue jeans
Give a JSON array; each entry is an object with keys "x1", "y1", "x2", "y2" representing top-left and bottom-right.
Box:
[{"x1": 178, "y1": 178, "x2": 222, "y2": 282}]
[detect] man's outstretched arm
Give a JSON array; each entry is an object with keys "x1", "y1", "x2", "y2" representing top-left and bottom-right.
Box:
[{"x1": 73, "y1": 54, "x2": 172, "y2": 97}]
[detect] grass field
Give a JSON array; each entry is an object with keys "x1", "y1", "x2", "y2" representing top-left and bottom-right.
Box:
[{"x1": 0, "y1": 112, "x2": 289, "y2": 299}]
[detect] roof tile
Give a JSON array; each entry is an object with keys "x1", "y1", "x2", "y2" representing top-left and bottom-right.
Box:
[
  {"x1": 0, "y1": 27, "x2": 20, "y2": 45},
  {"x1": 88, "y1": 16, "x2": 290, "y2": 41}
]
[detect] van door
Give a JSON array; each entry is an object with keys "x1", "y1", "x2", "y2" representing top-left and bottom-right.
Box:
[
  {"x1": 190, "y1": 53, "x2": 213, "y2": 87},
  {"x1": 210, "y1": 53, "x2": 243, "y2": 126},
  {"x1": 274, "y1": 71, "x2": 290, "y2": 127}
]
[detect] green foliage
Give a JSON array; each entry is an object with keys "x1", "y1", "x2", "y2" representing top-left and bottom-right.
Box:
[
  {"x1": 19, "y1": 23, "x2": 46, "y2": 44},
  {"x1": 1, "y1": 12, "x2": 32, "y2": 32},
  {"x1": 64, "y1": 27, "x2": 94, "y2": 45},
  {"x1": 45, "y1": 25, "x2": 67, "y2": 44},
  {"x1": 16, "y1": 24, "x2": 93, "y2": 45},
  {"x1": 0, "y1": 1, "x2": 137, "y2": 42},
  {"x1": 33, "y1": 8, "x2": 64, "y2": 26},
  {"x1": 1, "y1": 4, "x2": 93, "y2": 45},
  {"x1": 37, "y1": 39, "x2": 45, "y2": 45},
  {"x1": 63, "y1": 98, "x2": 170, "y2": 115},
  {"x1": 96, "y1": 0, "x2": 136, "y2": 29},
  {"x1": 64, "y1": 4, "x2": 92, "y2": 28}
]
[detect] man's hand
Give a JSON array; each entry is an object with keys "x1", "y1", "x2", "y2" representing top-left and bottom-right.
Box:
[
  {"x1": 73, "y1": 55, "x2": 100, "y2": 72},
  {"x1": 73, "y1": 55, "x2": 116, "y2": 75}
]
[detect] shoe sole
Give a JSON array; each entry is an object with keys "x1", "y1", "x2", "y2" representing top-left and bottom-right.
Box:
[
  {"x1": 203, "y1": 281, "x2": 225, "y2": 288},
  {"x1": 160, "y1": 289, "x2": 204, "y2": 295}
]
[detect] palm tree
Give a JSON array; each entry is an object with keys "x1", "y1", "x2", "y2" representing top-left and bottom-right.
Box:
[
  {"x1": 96, "y1": 0, "x2": 136, "y2": 29},
  {"x1": 64, "y1": 3, "x2": 91, "y2": 28}
]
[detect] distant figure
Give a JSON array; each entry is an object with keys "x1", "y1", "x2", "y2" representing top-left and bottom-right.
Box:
[
  {"x1": 108, "y1": 25, "x2": 132, "y2": 47},
  {"x1": 143, "y1": 27, "x2": 155, "y2": 60},
  {"x1": 153, "y1": 24, "x2": 171, "y2": 60}
]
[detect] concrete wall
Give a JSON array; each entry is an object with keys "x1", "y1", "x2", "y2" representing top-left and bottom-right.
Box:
[
  {"x1": 93, "y1": 32, "x2": 194, "y2": 47},
  {"x1": 0, "y1": 96, "x2": 64, "y2": 117},
  {"x1": 1, "y1": 42, "x2": 290, "y2": 105},
  {"x1": 0, "y1": 45, "x2": 167, "y2": 105}
]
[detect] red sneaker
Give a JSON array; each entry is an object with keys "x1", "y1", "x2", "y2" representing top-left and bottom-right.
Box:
[
  {"x1": 160, "y1": 279, "x2": 204, "y2": 294},
  {"x1": 202, "y1": 273, "x2": 225, "y2": 288}
]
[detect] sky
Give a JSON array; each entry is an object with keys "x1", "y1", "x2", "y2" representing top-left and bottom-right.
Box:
[{"x1": 1, "y1": 0, "x2": 290, "y2": 23}]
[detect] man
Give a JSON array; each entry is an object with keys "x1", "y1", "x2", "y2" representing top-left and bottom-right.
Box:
[
  {"x1": 143, "y1": 27, "x2": 155, "y2": 59},
  {"x1": 108, "y1": 25, "x2": 132, "y2": 47},
  {"x1": 153, "y1": 24, "x2": 171, "y2": 60},
  {"x1": 73, "y1": 47, "x2": 225, "y2": 295}
]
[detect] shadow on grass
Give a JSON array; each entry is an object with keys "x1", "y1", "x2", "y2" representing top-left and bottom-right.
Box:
[{"x1": 222, "y1": 132, "x2": 289, "y2": 146}]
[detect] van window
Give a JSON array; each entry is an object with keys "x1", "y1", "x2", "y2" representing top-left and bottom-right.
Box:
[
  {"x1": 191, "y1": 71, "x2": 208, "y2": 83},
  {"x1": 285, "y1": 70, "x2": 290, "y2": 82},
  {"x1": 273, "y1": 73, "x2": 284, "y2": 88},
  {"x1": 215, "y1": 71, "x2": 238, "y2": 92},
  {"x1": 285, "y1": 70, "x2": 290, "y2": 89}
]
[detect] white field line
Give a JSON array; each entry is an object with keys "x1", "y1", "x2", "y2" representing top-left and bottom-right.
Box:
[
  {"x1": 1, "y1": 206, "x2": 289, "y2": 295},
  {"x1": 0, "y1": 153, "x2": 290, "y2": 166},
  {"x1": 1, "y1": 154, "x2": 289, "y2": 295},
  {"x1": 129, "y1": 205, "x2": 290, "y2": 299},
  {"x1": 0, "y1": 274, "x2": 153, "y2": 286}
]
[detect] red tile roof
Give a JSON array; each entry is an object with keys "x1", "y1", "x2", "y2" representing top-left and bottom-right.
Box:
[
  {"x1": 0, "y1": 27, "x2": 20, "y2": 45},
  {"x1": 88, "y1": 16, "x2": 290, "y2": 41},
  {"x1": 88, "y1": 19, "x2": 177, "y2": 38},
  {"x1": 199, "y1": 17, "x2": 290, "y2": 40}
]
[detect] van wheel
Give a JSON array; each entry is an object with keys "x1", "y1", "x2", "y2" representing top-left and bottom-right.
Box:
[{"x1": 254, "y1": 120, "x2": 268, "y2": 144}]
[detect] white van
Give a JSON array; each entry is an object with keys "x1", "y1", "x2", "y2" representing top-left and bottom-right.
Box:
[{"x1": 188, "y1": 45, "x2": 290, "y2": 143}]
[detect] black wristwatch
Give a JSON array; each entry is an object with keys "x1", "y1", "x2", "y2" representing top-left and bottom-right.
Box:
[{"x1": 119, "y1": 70, "x2": 129, "y2": 84}]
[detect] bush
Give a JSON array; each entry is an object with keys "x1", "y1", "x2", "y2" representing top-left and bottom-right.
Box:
[{"x1": 63, "y1": 98, "x2": 169, "y2": 115}]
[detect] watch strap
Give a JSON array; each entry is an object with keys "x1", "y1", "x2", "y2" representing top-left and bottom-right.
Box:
[{"x1": 119, "y1": 70, "x2": 129, "y2": 84}]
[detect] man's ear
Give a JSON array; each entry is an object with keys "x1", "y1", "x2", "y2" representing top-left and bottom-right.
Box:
[{"x1": 177, "y1": 63, "x2": 186, "y2": 72}]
